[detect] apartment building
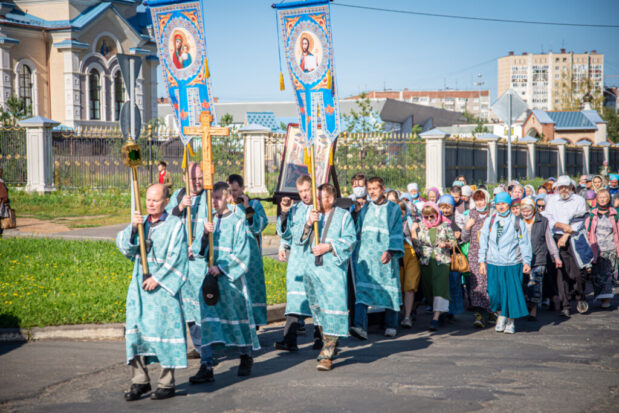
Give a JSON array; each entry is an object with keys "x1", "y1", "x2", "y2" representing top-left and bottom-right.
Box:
[
  {"x1": 498, "y1": 49, "x2": 604, "y2": 111},
  {"x1": 345, "y1": 89, "x2": 491, "y2": 120}
]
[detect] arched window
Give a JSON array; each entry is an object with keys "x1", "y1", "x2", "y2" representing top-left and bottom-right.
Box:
[
  {"x1": 114, "y1": 71, "x2": 125, "y2": 121},
  {"x1": 18, "y1": 64, "x2": 33, "y2": 115},
  {"x1": 89, "y1": 69, "x2": 101, "y2": 120}
]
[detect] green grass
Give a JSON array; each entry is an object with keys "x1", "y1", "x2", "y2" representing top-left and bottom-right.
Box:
[
  {"x1": 0, "y1": 238, "x2": 287, "y2": 329},
  {"x1": 10, "y1": 188, "x2": 131, "y2": 227},
  {"x1": 9, "y1": 188, "x2": 278, "y2": 229}
]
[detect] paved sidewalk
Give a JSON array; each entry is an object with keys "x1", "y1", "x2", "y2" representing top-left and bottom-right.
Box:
[
  {"x1": 1, "y1": 300, "x2": 618, "y2": 412},
  {"x1": 4, "y1": 220, "x2": 282, "y2": 256}
]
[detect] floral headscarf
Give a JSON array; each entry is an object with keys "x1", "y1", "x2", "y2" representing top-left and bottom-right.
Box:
[{"x1": 422, "y1": 201, "x2": 450, "y2": 228}]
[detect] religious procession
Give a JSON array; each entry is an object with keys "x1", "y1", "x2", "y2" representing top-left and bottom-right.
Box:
[
  {"x1": 103, "y1": 0, "x2": 619, "y2": 402},
  {"x1": 2, "y1": 0, "x2": 619, "y2": 410}
]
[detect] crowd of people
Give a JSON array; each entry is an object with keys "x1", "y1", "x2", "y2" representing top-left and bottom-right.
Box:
[{"x1": 115, "y1": 163, "x2": 619, "y2": 402}]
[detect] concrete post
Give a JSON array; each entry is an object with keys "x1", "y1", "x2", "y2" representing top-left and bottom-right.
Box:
[
  {"x1": 603, "y1": 145, "x2": 610, "y2": 164},
  {"x1": 18, "y1": 116, "x2": 60, "y2": 193},
  {"x1": 240, "y1": 124, "x2": 270, "y2": 195},
  {"x1": 579, "y1": 142, "x2": 591, "y2": 174},
  {"x1": 485, "y1": 137, "x2": 499, "y2": 184},
  {"x1": 552, "y1": 139, "x2": 568, "y2": 177},
  {"x1": 519, "y1": 136, "x2": 538, "y2": 179},
  {"x1": 420, "y1": 128, "x2": 449, "y2": 190}
]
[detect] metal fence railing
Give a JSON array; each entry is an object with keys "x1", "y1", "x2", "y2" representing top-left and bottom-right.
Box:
[
  {"x1": 264, "y1": 132, "x2": 426, "y2": 195},
  {"x1": 0, "y1": 127, "x2": 27, "y2": 185},
  {"x1": 50, "y1": 127, "x2": 244, "y2": 190},
  {"x1": 445, "y1": 138, "x2": 487, "y2": 185}
]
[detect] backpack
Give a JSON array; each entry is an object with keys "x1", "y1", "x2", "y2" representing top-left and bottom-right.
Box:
[
  {"x1": 586, "y1": 210, "x2": 619, "y2": 232},
  {"x1": 488, "y1": 213, "x2": 522, "y2": 237}
]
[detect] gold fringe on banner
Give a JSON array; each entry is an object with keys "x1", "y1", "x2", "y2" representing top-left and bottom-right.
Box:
[
  {"x1": 327, "y1": 69, "x2": 331, "y2": 90},
  {"x1": 279, "y1": 72, "x2": 285, "y2": 91},
  {"x1": 187, "y1": 142, "x2": 195, "y2": 157},
  {"x1": 204, "y1": 58, "x2": 210, "y2": 78},
  {"x1": 181, "y1": 146, "x2": 188, "y2": 170},
  {"x1": 304, "y1": 147, "x2": 312, "y2": 175},
  {"x1": 329, "y1": 145, "x2": 334, "y2": 166}
]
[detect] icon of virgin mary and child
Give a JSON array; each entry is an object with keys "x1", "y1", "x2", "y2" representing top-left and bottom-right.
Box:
[{"x1": 172, "y1": 33, "x2": 192, "y2": 70}]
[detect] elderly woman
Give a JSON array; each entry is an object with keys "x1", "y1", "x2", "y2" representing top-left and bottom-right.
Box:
[
  {"x1": 438, "y1": 194, "x2": 464, "y2": 319},
  {"x1": 585, "y1": 189, "x2": 619, "y2": 309},
  {"x1": 462, "y1": 189, "x2": 494, "y2": 328},
  {"x1": 426, "y1": 187, "x2": 440, "y2": 204},
  {"x1": 398, "y1": 201, "x2": 422, "y2": 327},
  {"x1": 520, "y1": 198, "x2": 561, "y2": 320},
  {"x1": 524, "y1": 185, "x2": 535, "y2": 198},
  {"x1": 478, "y1": 193, "x2": 532, "y2": 334},
  {"x1": 415, "y1": 202, "x2": 456, "y2": 331}
]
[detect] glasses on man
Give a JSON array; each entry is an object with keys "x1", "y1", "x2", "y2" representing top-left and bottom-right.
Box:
[{"x1": 536, "y1": 203, "x2": 545, "y2": 210}]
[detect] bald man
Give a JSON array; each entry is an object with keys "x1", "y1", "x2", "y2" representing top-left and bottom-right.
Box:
[
  {"x1": 166, "y1": 162, "x2": 208, "y2": 357},
  {"x1": 117, "y1": 184, "x2": 188, "y2": 401}
]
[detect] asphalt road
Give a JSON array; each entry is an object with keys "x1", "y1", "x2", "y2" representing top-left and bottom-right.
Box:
[{"x1": 2, "y1": 296, "x2": 618, "y2": 413}]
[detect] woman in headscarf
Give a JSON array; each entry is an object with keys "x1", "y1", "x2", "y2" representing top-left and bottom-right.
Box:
[
  {"x1": 591, "y1": 175, "x2": 605, "y2": 193},
  {"x1": 461, "y1": 189, "x2": 494, "y2": 328},
  {"x1": 585, "y1": 189, "x2": 619, "y2": 309},
  {"x1": 426, "y1": 187, "x2": 440, "y2": 204},
  {"x1": 438, "y1": 194, "x2": 464, "y2": 320},
  {"x1": 415, "y1": 202, "x2": 456, "y2": 331},
  {"x1": 398, "y1": 201, "x2": 422, "y2": 328},
  {"x1": 478, "y1": 192, "x2": 532, "y2": 334},
  {"x1": 524, "y1": 185, "x2": 535, "y2": 198},
  {"x1": 520, "y1": 198, "x2": 562, "y2": 321}
]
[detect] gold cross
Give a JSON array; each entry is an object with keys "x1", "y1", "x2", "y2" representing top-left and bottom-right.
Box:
[{"x1": 183, "y1": 111, "x2": 229, "y2": 190}]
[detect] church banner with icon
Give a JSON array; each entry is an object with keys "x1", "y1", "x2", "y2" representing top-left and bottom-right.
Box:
[
  {"x1": 274, "y1": 0, "x2": 340, "y2": 147},
  {"x1": 146, "y1": 0, "x2": 215, "y2": 145}
]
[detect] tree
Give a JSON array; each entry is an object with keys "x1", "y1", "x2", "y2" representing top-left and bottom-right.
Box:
[
  {"x1": 342, "y1": 92, "x2": 384, "y2": 133},
  {"x1": 411, "y1": 124, "x2": 422, "y2": 138},
  {"x1": 1, "y1": 96, "x2": 29, "y2": 125},
  {"x1": 601, "y1": 106, "x2": 619, "y2": 143},
  {"x1": 461, "y1": 110, "x2": 477, "y2": 124},
  {"x1": 473, "y1": 120, "x2": 490, "y2": 135},
  {"x1": 558, "y1": 68, "x2": 604, "y2": 111},
  {"x1": 219, "y1": 113, "x2": 233, "y2": 126},
  {"x1": 279, "y1": 121, "x2": 288, "y2": 132}
]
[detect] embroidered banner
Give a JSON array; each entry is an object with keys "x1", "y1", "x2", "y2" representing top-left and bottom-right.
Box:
[
  {"x1": 274, "y1": 0, "x2": 340, "y2": 146},
  {"x1": 146, "y1": 0, "x2": 215, "y2": 145}
]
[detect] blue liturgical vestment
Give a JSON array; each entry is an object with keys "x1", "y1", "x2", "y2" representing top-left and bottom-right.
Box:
[
  {"x1": 293, "y1": 206, "x2": 357, "y2": 337},
  {"x1": 277, "y1": 201, "x2": 313, "y2": 317},
  {"x1": 353, "y1": 200, "x2": 404, "y2": 311},
  {"x1": 116, "y1": 214, "x2": 189, "y2": 369}
]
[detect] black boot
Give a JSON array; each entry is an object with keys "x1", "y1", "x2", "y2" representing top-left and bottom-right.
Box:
[
  {"x1": 275, "y1": 318, "x2": 299, "y2": 351},
  {"x1": 150, "y1": 387, "x2": 175, "y2": 400},
  {"x1": 124, "y1": 383, "x2": 151, "y2": 401},
  {"x1": 238, "y1": 354, "x2": 253, "y2": 376},
  {"x1": 189, "y1": 364, "x2": 214, "y2": 384}
]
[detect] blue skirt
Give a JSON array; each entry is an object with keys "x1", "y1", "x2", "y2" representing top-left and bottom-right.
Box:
[
  {"x1": 486, "y1": 264, "x2": 528, "y2": 319},
  {"x1": 448, "y1": 271, "x2": 464, "y2": 315}
]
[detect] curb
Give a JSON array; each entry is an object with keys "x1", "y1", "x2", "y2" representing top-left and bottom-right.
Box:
[{"x1": 0, "y1": 304, "x2": 287, "y2": 343}]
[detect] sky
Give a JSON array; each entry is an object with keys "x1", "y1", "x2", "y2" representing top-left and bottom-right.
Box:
[{"x1": 155, "y1": 0, "x2": 619, "y2": 105}]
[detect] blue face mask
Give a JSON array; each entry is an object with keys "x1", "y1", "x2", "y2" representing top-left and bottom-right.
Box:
[
  {"x1": 353, "y1": 186, "x2": 367, "y2": 198},
  {"x1": 498, "y1": 208, "x2": 510, "y2": 217},
  {"x1": 476, "y1": 205, "x2": 488, "y2": 212}
]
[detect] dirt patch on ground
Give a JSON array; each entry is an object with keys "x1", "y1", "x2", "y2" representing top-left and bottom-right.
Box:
[{"x1": 14, "y1": 218, "x2": 71, "y2": 234}]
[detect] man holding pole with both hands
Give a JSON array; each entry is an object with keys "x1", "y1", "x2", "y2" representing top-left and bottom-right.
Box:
[{"x1": 116, "y1": 184, "x2": 188, "y2": 401}]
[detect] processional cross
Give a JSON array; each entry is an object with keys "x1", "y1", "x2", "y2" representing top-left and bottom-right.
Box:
[{"x1": 183, "y1": 111, "x2": 230, "y2": 266}]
